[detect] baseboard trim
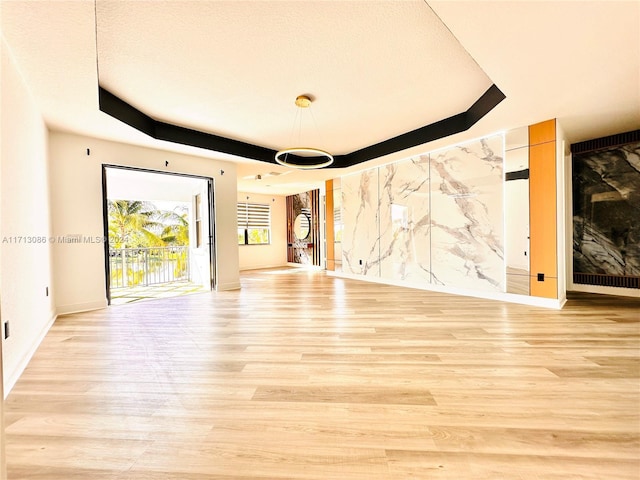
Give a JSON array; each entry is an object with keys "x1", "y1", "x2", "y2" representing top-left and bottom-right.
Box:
[
  {"x1": 569, "y1": 283, "x2": 640, "y2": 298},
  {"x1": 4, "y1": 312, "x2": 57, "y2": 397},
  {"x1": 217, "y1": 281, "x2": 241, "y2": 291},
  {"x1": 328, "y1": 271, "x2": 564, "y2": 309},
  {"x1": 240, "y1": 263, "x2": 288, "y2": 272},
  {"x1": 286, "y1": 262, "x2": 323, "y2": 270},
  {"x1": 56, "y1": 300, "x2": 107, "y2": 315}
]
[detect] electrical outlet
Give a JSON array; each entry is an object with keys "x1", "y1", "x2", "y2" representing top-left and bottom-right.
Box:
[
  {"x1": 4, "y1": 322, "x2": 9, "y2": 339},
  {"x1": 46, "y1": 286, "x2": 49, "y2": 297},
  {"x1": 359, "y1": 259, "x2": 363, "y2": 265}
]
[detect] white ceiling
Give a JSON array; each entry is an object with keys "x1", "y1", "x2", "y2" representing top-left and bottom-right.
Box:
[
  {"x1": 105, "y1": 167, "x2": 206, "y2": 203},
  {"x1": 96, "y1": 0, "x2": 491, "y2": 155},
  {"x1": 2, "y1": 1, "x2": 639, "y2": 196}
]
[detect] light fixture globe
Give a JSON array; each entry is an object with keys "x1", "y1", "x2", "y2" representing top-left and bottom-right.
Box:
[{"x1": 276, "y1": 94, "x2": 333, "y2": 169}]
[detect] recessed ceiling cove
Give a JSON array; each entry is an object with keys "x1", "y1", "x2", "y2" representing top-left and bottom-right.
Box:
[{"x1": 96, "y1": 0, "x2": 504, "y2": 168}]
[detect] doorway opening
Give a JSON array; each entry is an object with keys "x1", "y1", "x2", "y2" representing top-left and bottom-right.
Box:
[{"x1": 102, "y1": 166, "x2": 216, "y2": 305}]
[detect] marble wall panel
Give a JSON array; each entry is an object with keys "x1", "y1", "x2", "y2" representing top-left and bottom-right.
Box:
[
  {"x1": 340, "y1": 134, "x2": 505, "y2": 294},
  {"x1": 287, "y1": 190, "x2": 321, "y2": 266},
  {"x1": 573, "y1": 141, "x2": 640, "y2": 277},
  {"x1": 378, "y1": 155, "x2": 431, "y2": 282},
  {"x1": 429, "y1": 135, "x2": 504, "y2": 291},
  {"x1": 341, "y1": 169, "x2": 379, "y2": 276}
]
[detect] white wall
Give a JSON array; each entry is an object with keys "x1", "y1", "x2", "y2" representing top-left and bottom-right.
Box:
[
  {"x1": 1, "y1": 38, "x2": 55, "y2": 393},
  {"x1": 190, "y1": 180, "x2": 211, "y2": 289},
  {"x1": 237, "y1": 192, "x2": 287, "y2": 270},
  {"x1": 49, "y1": 132, "x2": 241, "y2": 314}
]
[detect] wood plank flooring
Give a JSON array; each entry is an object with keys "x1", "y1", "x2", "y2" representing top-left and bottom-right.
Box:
[{"x1": 5, "y1": 268, "x2": 640, "y2": 479}]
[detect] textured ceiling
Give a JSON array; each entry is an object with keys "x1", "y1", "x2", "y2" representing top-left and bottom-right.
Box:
[
  {"x1": 96, "y1": 0, "x2": 492, "y2": 156},
  {"x1": 1, "y1": 1, "x2": 639, "y2": 195}
]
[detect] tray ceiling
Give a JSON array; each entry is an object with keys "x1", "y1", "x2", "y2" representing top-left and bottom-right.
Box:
[{"x1": 95, "y1": 0, "x2": 496, "y2": 160}]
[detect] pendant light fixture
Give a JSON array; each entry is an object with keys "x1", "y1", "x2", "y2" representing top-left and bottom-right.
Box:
[{"x1": 275, "y1": 95, "x2": 334, "y2": 169}]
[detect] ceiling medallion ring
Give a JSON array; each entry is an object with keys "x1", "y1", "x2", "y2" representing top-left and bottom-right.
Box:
[{"x1": 275, "y1": 148, "x2": 334, "y2": 169}]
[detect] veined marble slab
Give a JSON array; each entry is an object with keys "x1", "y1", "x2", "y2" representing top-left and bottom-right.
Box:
[
  {"x1": 341, "y1": 169, "x2": 379, "y2": 276},
  {"x1": 573, "y1": 141, "x2": 640, "y2": 277},
  {"x1": 379, "y1": 155, "x2": 431, "y2": 282},
  {"x1": 429, "y1": 135, "x2": 504, "y2": 291},
  {"x1": 340, "y1": 134, "x2": 505, "y2": 294}
]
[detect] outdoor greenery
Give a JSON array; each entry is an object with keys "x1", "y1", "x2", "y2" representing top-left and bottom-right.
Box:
[
  {"x1": 237, "y1": 202, "x2": 270, "y2": 245},
  {"x1": 108, "y1": 200, "x2": 189, "y2": 248},
  {"x1": 108, "y1": 200, "x2": 191, "y2": 288},
  {"x1": 238, "y1": 227, "x2": 270, "y2": 245}
]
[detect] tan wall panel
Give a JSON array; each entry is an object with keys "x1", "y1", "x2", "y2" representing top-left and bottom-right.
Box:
[
  {"x1": 325, "y1": 180, "x2": 335, "y2": 271},
  {"x1": 529, "y1": 119, "x2": 556, "y2": 146},
  {"x1": 529, "y1": 141, "x2": 558, "y2": 296},
  {"x1": 528, "y1": 118, "x2": 559, "y2": 299},
  {"x1": 312, "y1": 189, "x2": 321, "y2": 266},
  {"x1": 530, "y1": 276, "x2": 558, "y2": 299}
]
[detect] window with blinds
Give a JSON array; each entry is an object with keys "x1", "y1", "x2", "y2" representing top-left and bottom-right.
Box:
[{"x1": 237, "y1": 202, "x2": 270, "y2": 245}]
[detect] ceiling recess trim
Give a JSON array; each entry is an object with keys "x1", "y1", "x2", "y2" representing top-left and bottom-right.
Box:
[{"x1": 98, "y1": 84, "x2": 505, "y2": 168}]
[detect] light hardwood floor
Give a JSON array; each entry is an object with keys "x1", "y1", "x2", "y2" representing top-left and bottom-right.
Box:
[{"x1": 5, "y1": 268, "x2": 640, "y2": 479}]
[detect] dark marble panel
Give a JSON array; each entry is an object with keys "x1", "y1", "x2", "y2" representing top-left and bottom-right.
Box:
[{"x1": 573, "y1": 141, "x2": 640, "y2": 277}]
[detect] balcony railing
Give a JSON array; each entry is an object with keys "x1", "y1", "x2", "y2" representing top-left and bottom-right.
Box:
[{"x1": 109, "y1": 246, "x2": 190, "y2": 288}]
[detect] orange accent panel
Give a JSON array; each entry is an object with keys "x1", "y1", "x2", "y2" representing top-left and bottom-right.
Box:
[
  {"x1": 529, "y1": 141, "x2": 558, "y2": 297},
  {"x1": 325, "y1": 180, "x2": 335, "y2": 271},
  {"x1": 530, "y1": 276, "x2": 558, "y2": 299},
  {"x1": 529, "y1": 119, "x2": 556, "y2": 146}
]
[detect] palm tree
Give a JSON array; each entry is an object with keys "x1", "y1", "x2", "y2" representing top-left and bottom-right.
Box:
[
  {"x1": 156, "y1": 207, "x2": 190, "y2": 278},
  {"x1": 108, "y1": 200, "x2": 165, "y2": 287},
  {"x1": 158, "y1": 206, "x2": 190, "y2": 246},
  {"x1": 108, "y1": 200, "x2": 194, "y2": 287},
  {"x1": 108, "y1": 200, "x2": 164, "y2": 248}
]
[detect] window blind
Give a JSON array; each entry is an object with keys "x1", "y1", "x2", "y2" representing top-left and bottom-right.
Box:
[{"x1": 237, "y1": 203, "x2": 270, "y2": 228}]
